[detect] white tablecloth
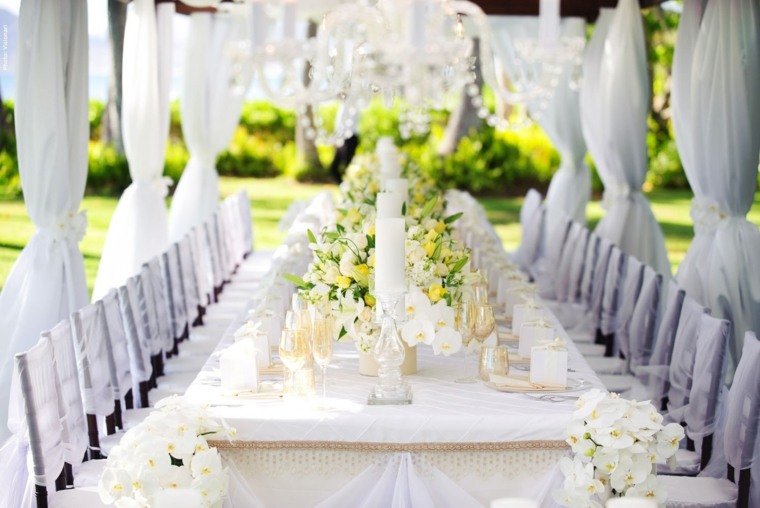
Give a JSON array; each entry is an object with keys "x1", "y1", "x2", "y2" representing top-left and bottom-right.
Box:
[{"x1": 185, "y1": 297, "x2": 604, "y2": 508}]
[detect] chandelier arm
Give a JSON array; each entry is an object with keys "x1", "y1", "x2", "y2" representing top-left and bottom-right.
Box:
[{"x1": 448, "y1": 0, "x2": 529, "y2": 105}]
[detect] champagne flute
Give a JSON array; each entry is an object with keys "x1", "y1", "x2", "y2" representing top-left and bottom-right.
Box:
[
  {"x1": 473, "y1": 303, "x2": 496, "y2": 343},
  {"x1": 279, "y1": 328, "x2": 310, "y2": 395},
  {"x1": 312, "y1": 315, "x2": 334, "y2": 399},
  {"x1": 454, "y1": 300, "x2": 477, "y2": 384}
]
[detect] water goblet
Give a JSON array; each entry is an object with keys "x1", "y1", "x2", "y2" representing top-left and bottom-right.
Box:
[
  {"x1": 454, "y1": 300, "x2": 478, "y2": 384},
  {"x1": 312, "y1": 315, "x2": 334, "y2": 400}
]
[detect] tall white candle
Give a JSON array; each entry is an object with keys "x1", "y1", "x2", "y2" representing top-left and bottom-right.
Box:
[
  {"x1": 251, "y1": 0, "x2": 268, "y2": 48},
  {"x1": 376, "y1": 192, "x2": 404, "y2": 219},
  {"x1": 385, "y1": 178, "x2": 408, "y2": 207},
  {"x1": 374, "y1": 218, "x2": 406, "y2": 293},
  {"x1": 539, "y1": 0, "x2": 560, "y2": 49}
]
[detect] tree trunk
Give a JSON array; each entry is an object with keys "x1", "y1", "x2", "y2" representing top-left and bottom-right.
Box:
[
  {"x1": 438, "y1": 38, "x2": 484, "y2": 156},
  {"x1": 295, "y1": 20, "x2": 323, "y2": 174},
  {"x1": 102, "y1": 0, "x2": 127, "y2": 153}
]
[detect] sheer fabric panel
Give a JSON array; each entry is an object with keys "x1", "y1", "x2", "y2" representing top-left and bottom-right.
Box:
[
  {"x1": 673, "y1": 0, "x2": 760, "y2": 380},
  {"x1": 0, "y1": 0, "x2": 89, "y2": 442},
  {"x1": 92, "y1": 1, "x2": 175, "y2": 300}
]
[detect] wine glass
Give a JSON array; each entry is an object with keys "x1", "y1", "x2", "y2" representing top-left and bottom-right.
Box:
[
  {"x1": 312, "y1": 315, "x2": 334, "y2": 399},
  {"x1": 474, "y1": 282, "x2": 489, "y2": 306},
  {"x1": 454, "y1": 300, "x2": 477, "y2": 384},
  {"x1": 473, "y1": 303, "x2": 496, "y2": 343}
]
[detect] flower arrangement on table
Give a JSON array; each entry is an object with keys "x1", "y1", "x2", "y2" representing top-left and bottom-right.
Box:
[
  {"x1": 286, "y1": 143, "x2": 480, "y2": 356},
  {"x1": 553, "y1": 389, "x2": 685, "y2": 508},
  {"x1": 98, "y1": 396, "x2": 236, "y2": 508}
]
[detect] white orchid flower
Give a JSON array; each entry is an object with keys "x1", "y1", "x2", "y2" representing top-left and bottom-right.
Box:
[
  {"x1": 431, "y1": 326, "x2": 462, "y2": 356},
  {"x1": 402, "y1": 317, "x2": 436, "y2": 346}
]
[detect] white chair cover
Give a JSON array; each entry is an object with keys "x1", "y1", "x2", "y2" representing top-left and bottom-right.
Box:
[
  {"x1": 44, "y1": 322, "x2": 88, "y2": 466},
  {"x1": 16, "y1": 339, "x2": 66, "y2": 496},
  {"x1": 178, "y1": 237, "x2": 201, "y2": 324},
  {"x1": 536, "y1": 19, "x2": 591, "y2": 232},
  {"x1": 146, "y1": 258, "x2": 174, "y2": 354},
  {"x1": 205, "y1": 218, "x2": 225, "y2": 290},
  {"x1": 136, "y1": 266, "x2": 163, "y2": 357},
  {"x1": 667, "y1": 296, "x2": 709, "y2": 422},
  {"x1": 71, "y1": 304, "x2": 115, "y2": 418},
  {"x1": 162, "y1": 247, "x2": 188, "y2": 341},
  {"x1": 565, "y1": 228, "x2": 591, "y2": 304},
  {"x1": 615, "y1": 256, "x2": 645, "y2": 360},
  {"x1": 169, "y1": 11, "x2": 252, "y2": 242},
  {"x1": 587, "y1": 239, "x2": 614, "y2": 329},
  {"x1": 236, "y1": 190, "x2": 254, "y2": 254},
  {"x1": 633, "y1": 280, "x2": 685, "y2": 408},
  {"x1": 673, "y1": 0, "x2": 760, "y2": 381},
  {"x1": 0, "y1": 0, "x2": 89, "y2": 442},
  {"x1": 513, "y1": 189, "x2": 544, "y2": 272},
  {"x1": 191, "y1": 226, "x2": 215, "y2": 306},
  {"x1": 599, "y1": 247, "x2": 627, "y2": 337},
  {"x1": 102, "y1": 290, "x2": 133, "y2": 403},
  {"x1": 580, "y1": 0, "x2": 670, "y2": 275},
  {"x1": 724, "y1": 331, "x2": 760, "y2": 507},
  {"x1": 578, "y1": 234, "x2": 600, "y2": 310},
  {"x1": 554, "y1": 222, "x2": 584, "y2": 303},
  {"x1": 535, "y1": 215, "x2": 572, "y2": 299},
  {"x1": 92, "y1": 0, "x2": 175, "y2": 301},
  {"x1": 119, "y1": 282, "x2": 153, "y2": 393},
  {"x1": 626, "y1": 265, "x2": 662, "y2": 372},
  {"x1": 684, "y1": 315, "x2": 730, "y2": 462}
]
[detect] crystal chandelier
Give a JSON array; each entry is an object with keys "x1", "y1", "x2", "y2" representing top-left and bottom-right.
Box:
[{"x1": 228, "y1": 0, "x2": 584, "y2": 142}]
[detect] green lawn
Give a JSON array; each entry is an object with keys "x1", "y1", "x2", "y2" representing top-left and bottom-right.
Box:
[{"x1": 1, "y1": 178, "x2": 758, "y2": 296}]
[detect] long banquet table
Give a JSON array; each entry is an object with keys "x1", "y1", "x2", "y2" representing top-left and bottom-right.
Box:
[{"x1": 185, "y1": 288, "x2": 605, "y2": 508}]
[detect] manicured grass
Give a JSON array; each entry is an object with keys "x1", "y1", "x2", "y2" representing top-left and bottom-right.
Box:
[{"x1": 1, "y1": 178, "x2": 759, "y2": 296}]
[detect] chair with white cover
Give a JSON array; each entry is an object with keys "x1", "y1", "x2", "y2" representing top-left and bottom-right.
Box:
[
  {"x1": 553, "y1": 232, "x2": 601, "y2": 331},
  {"x1": 512, "y1": 189, "x2": 545, "y2": 274},
  {"x1": 177, "y1": 235, "x2": 202, "y2": 327},
  {"x1": 581, "y1": 245, "x2": 628, "y2": 357},
  {"x1": 15, "y1": 340, "x2": 105, "y2": 508},
  {"x1": 535, "y1": 214, "x2": 572, "y2": 299},
  {"x1": 190, "y1": 225, "x2": 215, "y2": 309},
  {"x1": 235, "y1": 190, "x2": 254, "y2": 258},
  {"x1": 43, "y1": 322, "x2": 89, "y2": 473},
  {"x1": 598, "y1": 269, "x2": 667, "y2": 394},
  {"x1": 161, "y1": 245, "x2": 188, "y2": 356},
  {"x1": 118, "y1": 282, "x2": 153, "y2": 408},
  {"x1": 662, "y1": 331, "x2": 760, "y2": 508},
  {"x1": 569, "y1": 239, "x2": 614, "y2": 355},
  {"x1": 553, "y1": 222, "x2": 588, "y2": 305},
  {"x1": 145, "y1": 257, "x2": 174, "y2": 361},
  {"x1": 203, "y1": 218, "x2": 225, "y2": 302},
  {"x1": 71, "y1": 303, "x2": 117, "y2": 459},
  {"x1": 586, "y1": 256, "x2": 645, "y2": 374},
  {"x1": 101, "y1": 289, "x2": 134, "y2": 423},
  {"x1": 663, "y1": 313, "x2": 730, "y2": 477}
]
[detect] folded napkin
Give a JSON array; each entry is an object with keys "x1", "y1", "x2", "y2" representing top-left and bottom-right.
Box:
[{"x1": 489, "y1": 373, "x2": 565, "y2": 391}]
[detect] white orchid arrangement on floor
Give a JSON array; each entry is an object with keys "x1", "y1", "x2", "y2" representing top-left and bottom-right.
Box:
[
  {"x1": 98, "y1": 396, "x2": 236, "y2": 508},
  {"x1": 553, "y1": 389, "x2": 685, "y2": 508}
]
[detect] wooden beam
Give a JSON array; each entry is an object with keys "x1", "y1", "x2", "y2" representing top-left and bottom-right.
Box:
[{"x1": 470, "y1": 0, "x2": 667, "y2": 21}]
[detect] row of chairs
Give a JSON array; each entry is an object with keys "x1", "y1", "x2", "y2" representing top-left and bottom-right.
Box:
[
  {"x1": 12, "y1": 192, "x2": 254, "y2": 508},
  {"x1": 516, "y1": 194, "x2": 759, "y2": 508}
]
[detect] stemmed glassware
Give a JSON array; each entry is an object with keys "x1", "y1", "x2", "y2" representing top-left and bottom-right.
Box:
[
  {"x1": 312, "y1": 314, "x2": 334, "y2": 400},
  {"x1": 454, "y1": 300, "x2": 477, "y2": 384}
]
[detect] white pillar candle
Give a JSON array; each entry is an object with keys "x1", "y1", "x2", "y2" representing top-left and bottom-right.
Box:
[
  {"x1": 606, "y1": 499, "x2": 657, "y2": 508},
  {"x1": 251, "y1": 0, "x2": 268, "y2": 48},
  {"x1": 538, "y1": 0, "x2": 560, "y2": 49},
  {"x1": 385, "y1": 178, "x2": 409, "y2": 207},
  {"x1": 490, "y1": 499, "x2": 538, "y2": 508},
  {"x1": 375, "y1": 218, "x2": 406, "y2": 293},
  {"x1": 376, "y1": 192, "x2": 404, "y2": 219}
]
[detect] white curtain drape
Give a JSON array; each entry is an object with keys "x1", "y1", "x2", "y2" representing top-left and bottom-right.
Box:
[
  {"x1": 673, "y1": 0, "x2": 760, "y2": 380},
  {"x1": 92, "y1": 0, "x2": 174, "y2": 301},
  {"x1": 537, "y1": 18, "x2": 590, "y2": 231},
  {"x1": 0, "y1": 0, "x2": 89, "y2": 443},
  {"x1": 580, "y1": 0, "x2": 671, "y2": 276},
  {"x1": 168, "y1": 10, "x2": 252, "y2": 243}
]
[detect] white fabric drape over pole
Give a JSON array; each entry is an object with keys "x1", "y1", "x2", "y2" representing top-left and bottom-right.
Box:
[
  {"x1": 169, "y1": 11, "x2": 251, "y2": 243},
  {"x1": 0, "y1": 0, "x2": 89, "y2": 443},
  {"x1": 580, "y1": 0, "x2": 671, "y2": 276},
  {"x1": 92, "y1": 0, "x2": 175, "y2": 301},
  {"x1": 536, "y1": 19, "x2": 590, "y2": 231},
  {"x1": 673, "y1": 0, "x2": 760, "y2": 380}
]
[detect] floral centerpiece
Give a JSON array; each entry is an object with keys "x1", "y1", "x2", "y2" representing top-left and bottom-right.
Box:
[
  {"x1": 98, "y1": 396, "x2": 235, "y2": 508},
  {"x1": 286, "y1": 144, "x2": 480, "y2": 356},
  {"x1": 553, "y1": 389, "x2": 685, "y2": 508}
]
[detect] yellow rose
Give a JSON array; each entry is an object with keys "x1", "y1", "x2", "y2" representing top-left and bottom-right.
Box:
[
  {"x1": 414, "y1": 192, "x2": 426, "y2": 204},
  {"x1": 423, "y1": 241, "x2": 437, "y2": 258},
  {"x1": 428, "y1": 284, "x2": 448, "y2": 303},
  {"x1": 355, "y1": 263, "x2": 370, "y2": 276},
  {"x1": 336, "y1": 275, "x2": 352, "y2": 289},
  {"x1": 434, "y1": 221, "x2": 446, "y2": 234},
  {"x1": 369, "y1": 182, "x2": 379, "y2": 193},
  {"x1": 363, "y1": 293, "x2": 376, "y2": 307},
  {"x1": 346, "y1": 208, "x2": 361, "y2": 224},
  {"x1": 368, "y1": 253, "x2": 375, "y2": 267},
  {"x1": 441, "y1": 247, "x2": 452, "y2": 260}
]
